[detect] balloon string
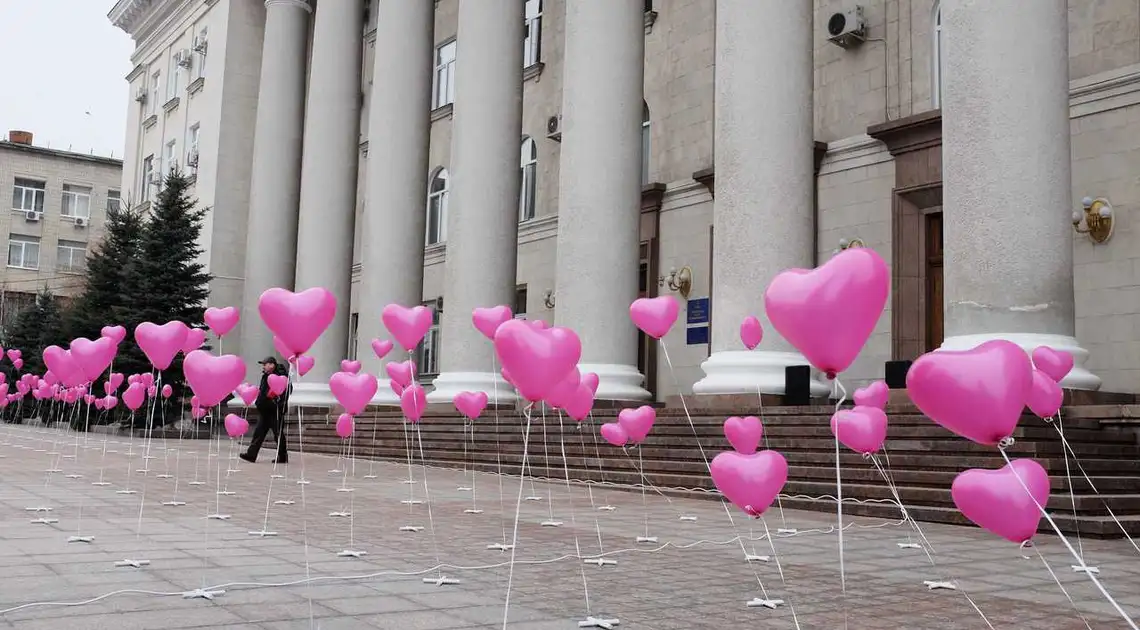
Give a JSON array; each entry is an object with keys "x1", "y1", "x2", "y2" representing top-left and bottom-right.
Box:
[
  {"x1": 574, "y1": 415, "x2": 608, "y2": 554},
  {"x1": 540, "y1": 408, "x2": 554, "y2": 518},
  {"x1": 756, "y1": 380, "x2": 789, "y2": 529},
  {"x1": 719, "y1": 500, "x2": 785, "y2": 614},
  {"x1": 556, "y1": 411, "x2": 591, "y2": 614},
  {"x1": 622, "y1": 446, "x2": 674, "y2": 505},
  {"x1": 501, "y1": 403, "x2": 534, "y2": 630},
  {"x1": 491, "y1": 355, "x2": 508, "y2": 545},
  {"x1": 831, "y1": 377, "x2": 848, "y2": 629},
  {"x1": 996, "y1": 445, "x2": 1139, "y2": 630},
  {"x1": 290, "y1": 364, "x2": 316, "y2": 627},
  {"x1": 658, "y1": 342, "x2": 711, "y2": 472},
  {"x1": 759, "y1": 517, "x2": 803, "y2": 630},
  {"x1": 1033, "y1": 544, "x2": 1093, "y2": 630},
  {"x1": 413, "y1": 425, "x2": 445, "y2": 579},
  {"x1": 1052, "y1": 408, "x2": 1084, "y2": 560}
]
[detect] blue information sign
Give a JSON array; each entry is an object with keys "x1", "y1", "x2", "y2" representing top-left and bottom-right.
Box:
[
  {"x1": 686, "y1": 325, "x2": 709, "y2": 345},
  {"x1": 687, "y1": 297, "x2": 710, "y2": 325}
]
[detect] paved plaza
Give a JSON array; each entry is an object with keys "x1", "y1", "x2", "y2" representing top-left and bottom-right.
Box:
[{"x1": 0, "y1": 423, "x2": 1138, "y2": 629}]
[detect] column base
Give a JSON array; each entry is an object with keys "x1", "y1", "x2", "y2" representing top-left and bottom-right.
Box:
[
  {"x1": 582, "y1": 363, "x2": 651, "y2": 402},
  {"x1": 370, "y1": 379, "x2": 403, "y2": 407},
  {"x1": 287, "y1": 381, "x2": 404, "y2": 408},
  {"x1": 692, "y1": 350, "x2": 831, "y2": 397},
  {"x1": 426, "y1": 372, "x2": 518, "y2": 405},
  {"x1": 939, "y1": 333, "x2": 1101, "y2": 391}
]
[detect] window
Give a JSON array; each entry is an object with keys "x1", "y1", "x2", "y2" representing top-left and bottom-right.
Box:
[
  {"x1": 645, "y1": 0, "x2": 653, "y2": 11},
  {"x1": 107, "y1": 189, "x2": 122, "y2": 213},
  {"x1": 514, "y1": 285, "x2": 528, "y2": 318},
  {"x1": 187, "y1": 124, "x2": 200, "y2": 168},
  {"x1": 416, "y1": 299, "x2": 442, "y2": 376},
  {"x1": 425, "y1": 168, "x2": 449, "y2": 245},
  {"x1": 363, "y1": 0, "x2": 372, "y2": 30},
  {"x1": 524, "y1": 0, "x2": 542, "y2": 67},
  {"x1": 61, "y1": 184, "x2": 92, "y2": 219},
  {"x1": 641, "y1": 101, "x2": 651, "y2": 185},
  {"x1": 433, "y1": 40, "x2": 456, "y2": 109},
  {"x1": 519, "y1": 137, "x2": 537, "y2": 222},
  {"x1": 12, "y1": 178, "x2": 45, "y2": 213},
  {"x1": 8, "y1": 236, "x2": 40, "y2": 270},
  {"x1": 932, "y1": 2, "x2": 943, "y2": 108},
  {"x1": 168, "y1": 53, "x2": 181, "y2": 99},
  {"x1": 193, "y1": 27, "x2": 208, "y2": 80},
  {"x1": 57, "y1": 240, "x2": 86, "y2": 273},
  {"x1": 141, "y1": 155, "x2": 155, "y2": 201},
  {"x1": 149, "y1": 70, "x2": 161, "y2": 114},
  {"x1": 164, "y1": 139, "x2": 178, "y2": 176},
  {"x1": 347, "y1": 313, "x2": 359, "y2": 361}
]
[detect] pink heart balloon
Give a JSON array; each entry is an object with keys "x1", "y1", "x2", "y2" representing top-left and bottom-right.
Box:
[
  {"x1": 83, "y1": 393, "x2": 95, "y2": 405},
  {"x1": 371, "y1": 338, "x2": 394, "y2": 360},
  {"x1": 492, "y1": 319, "x2": 581, "y2": 402},
  {"x1": 191, "y1": 395, "x2": 200, "y2": 407},
  {"x1": 454, "y1": 390, "x2": 489, "y2": 420},
  {"x1": 401, "y1": 384, "x2": 427, "y2": 422},
  {"x1": 108, "y1": 372, "x2": 124, "y2": 392},
  {"x1": 141, "y1": 372, "x2": 155, "y2": 389},
  {"x1": 135, "y1": 321, "x2": 190, "y2": 370},
  {"x1": 830, "y1": 405, "x2": 888, "y2": 455},
  {"x1": 329, "y1": 371, "x2": 378, "y2": 415},
  {"x1": 182, "y1": 328, "x2": 207, "y2": 353},
  {"x1": 764, "y1": 247, "x2": 889, "y2": 377},
  {"x1": 335, "y1": 413, "x2": 355, "y2": 439},
  {"x1": 42, "y1": 346, "x2": 85, "y2": 387},
  {"x1": 69, "y1": 337, "x2": 118, "y2": 382},
  {"x1": 147, "y1": 385, "x2": 158, "y2": 398},
  {"x1": 13, "y1": 358, "x2": 22, "y2": 370},
  {"x1": 6, "y1": 348, "x2": 21, "y2": 361},
  {"x1": 183, "y1": 351, "x2": 246, "y2": 407},
  {"x1": 853, "y1": 380, "x2": 889, "y2": 409},
  {"x1": 258, "y1": 287, "x2": 338, "y2": 356},
  {"x1": 268, "y1": 374, "x2": 288, "y2": 396},
  {"x1": 564, "y1": 385, "x2": 595, "y2": 422},
  {"x1": 545, "y1": 369, "x2": 581, "y2": 410},
  {"x1": 907, "y1": 339, "x2": 1033, "y2": 445},
  {"x1": 710, "y1": 450, "x2": 789, "y2": 517},
  {"x1": 204, "y1": 306, "x2": 240, "y2": 338},
  {"x1": 1026, "y1": 369, "x2": 1063, "y2": 419},
  {"x1": 581, "y1": 372, "x2": 600, "y2": 396},
  {"x1": 224, "y1": 413, "x2": 249, "y2": 438},
  {"x1": 122, "y1": 382, "x2": 147, "y2": 411},
  {"x1": 96, "y1": 397, "x2": 109, "y2": 409},
  {"x1": 100, "y1": 325, "x2": 127, "y2": 344},
  {"x1": 44, "y1": 371, "x2": 59, "y2": 386},
  {"x1": 723, "y1": 416, "x2": 763, "y2": 454},
  {"x1": 272, "y1": 336, "x2": 294, "y2": 361},
  {"x1": 528, "y1": 319, "x2": 549, "y2": 329},
  {"x1": 192, "y1": 406, "x2": 208, "y2": 419},
  {"x1": 629, "y1": 296, "x2": 680, "y2": 340},
  {"x1": 472, "y1": 306, "x2": 514, "y2": 341},
  {"x1": 617, "y1": 405, "x2": 656, "y2": 444},
  {"x1": 1031, "y1": 346, "x2": 1074, "y2": 384},
  {"x1": 385, "y1": 360, "x2": 414, "y2": 388},
  {"x1": 161, "y1": 384, "x2": 173, "y2": 398},
  {"x1": 600, "y1": 422, "x2": 628, "y2": 447},
  {"x1": 237, "y1": 383, "x2": 259, "y2": 406},
  {"x1": 951, "y1": 458, "x2": 1049, "y2": 543},
  {"x1": 340, "y1": 360, "x2": 362, "y2": 374},
  {"x1": 381, "y1": 304, "x2": 433, "y2": 351},
  {"x1": 390, "y1": 379, "x2": 405, "y2": 397},
  {"x1": 739, "y1": 315, "x2": 763, "y2": 350},
  {"x1": 295, "y1": 354, "x2": 315, "y2": 376},
  {"x1": 102, "y1": 381, "x2": 116, "y2": 397},
  {"x1": 0, "y1": 373, "x2": 5, "y2": 385}
]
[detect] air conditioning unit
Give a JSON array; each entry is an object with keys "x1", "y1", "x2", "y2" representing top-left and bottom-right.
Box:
[
  {"x1": 826, "y1": 6, "x2": 866, "y2": 48},
  {"x1": 150, "y1": 173, "x2": 164, "y2": 185},
  {"x1": 24, "y1": 210, "x2": 41, "y2": 222},
  {"x1": 192, "y1": 34, "x2": 208, "y2": 53},
  {"x1": 186, "y1": 149, "x2": 199, "y2": 168},
  {"x1": 175, "y1": 49, "x2": 193, "y2": 68},
  {"x1": 545, "y1": 114, "x2": 562, "y2": 142},
  {"x1": 134, "y1": 87, "x2": 148, "y2": 103},
  {"x1": 74, "y1": 217, "x2": 88, "y2": 228}
]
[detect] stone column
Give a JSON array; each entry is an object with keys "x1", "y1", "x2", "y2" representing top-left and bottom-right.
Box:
[
  {"x1": 239, "y1": 0, "x2": 310, "y2": 377},
  {"x1": 427, "y1": 0, "x2": 524, "y2": 404},
  {"x1": 290, "y1": 0, "x2": 363, "y2": 405},
  {"x1": 939, "y1": 0, "x2": 1099, "y2": 389},
  {"x1": 693, "y1": 0, "x2": 828, "y2": 396},
  {"x1": 356, "y1": 0, "x2": 434, "y2": 404},
  {"x1": 552, "y1": 2, "x2": 650, "y2": 401}
]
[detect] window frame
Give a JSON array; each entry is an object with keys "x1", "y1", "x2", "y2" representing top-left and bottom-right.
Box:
[
  {"x1": 193, "y1": 26, "x2": 208, "y2": 80},
  {"x1": 107, "y1": 189, "x2": 122, "y2": 213},
  {"x1": 141, "y1": 155, "x2": 155, "y2": 202},
  {"x1": 150, "y1": 70, "x2": 161, "y2": 114},
  {"x1": 164, "y1": 139, "x2": 178, "y2": 177},
  {"x1": 347, "y1": 313, "x2": 360, "y2": 361},
  {"x1": 56, "y1": 240, "x2": 87, "y2": 274},
  {"x1": 60, "y1": 184, "x2": 93, "y2": 220},
  {"x1": 425, "y1": 168, "x2": 449, "y2": 245},
  {"x1": 7, "y1": 236, "x2": 40, "y2": 270},
  {"x1": 641, "y1": 101, "x2": 651, "y2": 185},
  {"x1": 12, "y1": 178, "x2": 46, "y2": 213},
  {"x1": 167, "y1": 53, "x2": 181, "y2": 100},
  {"x1": 524, "y1": 0, "x2": 543, "y2": 67},
  {"x1": 519, "y1": 137, "x2": 537, "y2": 222},
  {"x1": 932, "y1": 2, "x2": 943, "y2": 109},
  {"x1": 433, "y1": 39, "x2": 457, "y2": 109},
  {"x1": 416, "y1": 299, "x2": 443, "y2": 377},
  {"x1": 187, "y1": 123, "x2": 201, "y2": 167}
]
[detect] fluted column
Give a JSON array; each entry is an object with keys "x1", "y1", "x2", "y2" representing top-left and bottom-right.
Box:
[
  {"x1": 290, "y1": 0, "x2": 363, "y2": 405},
  {"x1": 940, "y1": 0, "x2": 1099, "y2": 389},
  {"x1": 356, "y1": 0, "x2": 434, "y2": 403},
  {"x1": 553, "y1": 2, "x2": 650, "y2": 401},
  {"x1": 427, "y1": 0, "x2": 524, "y2": 404},
  {"x1": 693, "y1": 0, "x2": 828, "y2": 396},
  {"x1": 239, "y1": 0, "x2": 310, "y2": 377}
]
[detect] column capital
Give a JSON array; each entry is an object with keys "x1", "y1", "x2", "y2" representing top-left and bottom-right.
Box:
[{"x1": 266, "y1": 0, "x2": 312, "y2": 13}]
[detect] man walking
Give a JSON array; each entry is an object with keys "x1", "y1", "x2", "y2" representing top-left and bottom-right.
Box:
[{"x1": 240, "y1": 357, "x2": 290, "y2": 464}]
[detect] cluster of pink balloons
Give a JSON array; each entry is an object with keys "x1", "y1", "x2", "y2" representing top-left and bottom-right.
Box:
[
  {"x1": 710, "y1": 416, "x2": 788, "y2": 517},
  {"x1": 600, "y1": 405, "x2": 656, "y2": 447}
]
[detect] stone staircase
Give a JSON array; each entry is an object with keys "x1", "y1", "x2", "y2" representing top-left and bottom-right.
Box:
[{"x1": 295, "y1": 403, "x2": 1140, "y2": 538}]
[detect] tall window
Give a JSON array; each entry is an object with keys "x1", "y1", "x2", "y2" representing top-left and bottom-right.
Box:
[
  {"x1": 149, "y1": 70, "x2": 161, "y2": 114},
  {"x1": 347, "y1": 313, "x2": 359, "y2": 361},
  {"x1": 167, "y1": 52, "x2": 181, "y2": 99},
  {"x1": 433, "y1": 40, "x2": 457, "y2": 108},
  {"x1": 519, "y1": 137, "x2": 537, "y2": 222},
  {"x1": 8, "y1": 236, "x2": 40, "y2": 270},
  {"x1": 61, "y1": 184, "x2": 92, "y2": 219},
  {"x1": 645, "y1": 0, "x2": 653, "y2": 11},
  {"x1": 426, "y1": 168, "x2": 449, "y2": 245},
  {"x1": 524, "y1": 0, "x2": 542, "y2": 67},
  {"x1": 514, "y1": 285, "x2": 528, "y2": 318},
  {"x1": 193, "y1": 27, "x2": 208, "y2": 80},
  {"x1": 141, "y1": 155, "x2": 155, "y2": 201},
  {"x1": 107, "y1": 189, "x2": 122, "y2": 213},
  {"x1": 932, "y1": 2, "x2": 943, "y2": 108},
  {"x1": 57, "y1": 240, "x2": 87, "y2": 273},
  {"x1": 641, "y1": 101, "x2": 651, "y2": 185},
  {"x1": 416, "y1": 299, "x2": 443, "y2": 376},
  {"x1": 164, "y1": 139, "x2": 178, "y2": 176},
  {"x1": 187, "y1": 123, "x2": 201, "y2": 168},
  {"x1": 12, "y1": 178, "x2": 45, "y2": 213}
]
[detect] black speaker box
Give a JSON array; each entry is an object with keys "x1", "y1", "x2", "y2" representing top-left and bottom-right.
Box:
[
  {"x1": 784, "y1": 365, "x2": 812, "y2": 406},
  {"x1": 884, "y1": 360, "x2": 912, "y2": 389}
]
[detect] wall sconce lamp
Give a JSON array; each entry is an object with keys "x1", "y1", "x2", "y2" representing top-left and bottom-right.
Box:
[
  {"x1": 658, "y1": 266, "x2": 693, "y2": 299},
  {"x1": 542, "y1": 289, "x2": 556, "y2": 309},
  {"x1": 832, "y1": 237, "x2": 865, "y2": 256},
  {"x1": 1073, "y1": 197, "x2": 1114, "y2": 244}
]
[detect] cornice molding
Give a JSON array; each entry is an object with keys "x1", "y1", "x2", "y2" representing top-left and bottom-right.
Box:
[
  {"x1": 109, "y1": 0, "x2": 157, "y2": 34},
  {"x1": 265, "y1": 0, "x2": 312, "y2": 13}
]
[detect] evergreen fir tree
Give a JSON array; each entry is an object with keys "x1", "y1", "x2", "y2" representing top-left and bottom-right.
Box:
[
  {"x1": 62, "y1": 203, "x2": 146, "y2": 342},
  {"x1": 3, "y1": 287, "x2": 65, "y2": 376}
]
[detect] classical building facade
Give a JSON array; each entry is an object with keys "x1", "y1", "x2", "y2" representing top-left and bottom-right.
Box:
[
  {"x1": 0, "y1": 131, "x2": 122, "y2": 334},
  {"x1": 110, "y1": 0, "x2": 1140, "y2": 405}
]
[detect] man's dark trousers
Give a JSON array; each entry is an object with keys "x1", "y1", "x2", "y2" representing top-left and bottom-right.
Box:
[{"x1": 246, "y1": 403, "x2": 288, "y2": 462}]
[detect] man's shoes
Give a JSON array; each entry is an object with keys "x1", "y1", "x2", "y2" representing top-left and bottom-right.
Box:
[
  {"x1": 239, "y1": 452, "x2": 255, "y2": 463},
  {"x1": 272, "y1": 458, "x2": 288, "y2": 465}
]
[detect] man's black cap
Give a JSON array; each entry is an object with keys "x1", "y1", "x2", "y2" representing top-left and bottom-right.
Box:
[{"x1": 258, "y1": 356, "x2": 278, "y2": 366}]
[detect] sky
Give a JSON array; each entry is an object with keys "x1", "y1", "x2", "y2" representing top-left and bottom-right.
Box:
[{"x1": 0, "y1": 1, "x2": 134, "y2": 159}]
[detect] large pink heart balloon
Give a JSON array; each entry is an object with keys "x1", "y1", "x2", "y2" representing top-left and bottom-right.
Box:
[
  {"x1": 272, "y1": 336, "x2": 294, "y2": 361},
  {"x1": 183, "y1": 350, "x2": 246, "y2": 407},
  {"x1": 267, "y1": 374, "x2": 288, "y2": 396},
  {"x1": 107, "y1": 372, "x2": 124, "y2": 393},
  {"x1": 135, "y1": 321, "x2": 190, "y2": 370},
  {"x1": 385, "y1": 360, "x2": 414, "y2": 388},
  {"x1": 764, "y1": 247, "x2": 889, "y2": 377},
  {"x1": 473, "y1": 306, "x2": 513, "y2": 341},
  {"x1": 830, "y1": 406, "x2": 888, "y2": 455},
  {"x1": 1026, "y1": 369, "x2": 1063, "y2": 419},
  {"x1": 42, "y1": 346, "x2": 85, "y2": 387},
  {"x1": 545, "y1": 369, "x2": 581, "y2": 410},
  {"x1": 335, "y1": 413, "x2": 355, "y2": 439},
  {"x1": 100, "y1": 326, "x2": 127, "y2": 344},
  {"x1": 1031, "y1": 346, "x2": 1074, "y2": 384},
  {"x1": 600, "y1": 422, "x2": 628, "y2": 447},
  {"x1": 739, "y1": 316, "x2": 763, "y2": 350},
  {"x1": 329, "y1": 371, "x2": 378, "y2": 415},
  {"x1": 69, "y1": 337, "x2": 117, "y2": 382},
  {"x1": 564, "y1": 385, "x2": 595, "y2": 422},
  {"x1": 723, "y1": 416, "x2": 763, "y2": 454},
  {"x1": 224, "y1": 413, "x2": 250, "y2": 438},
  {"x1": 204, "y1": 306, "x2": 240, "y2": 338},
  {"x1": 401, "y1": 384, "x2": 427, "y2": 422},
  {"x1": 493, "y1": 319, "x2": 581, "y2": 402},
  {"x1": 181, "y1": 328, "x2": 207, "y2": 353},
  {"x1": 710, "y1": 450, "x2": 789, "y2": 517},
  {"x1": 629, "y1": 296, "x2": 680, "y2": 340},
  {"x1": 853, "y1": 380, "x2": 889, "y2": 409},
  {"x1": 340, "y1": 360, "x2": 362, "y2": 374},
  {"x1": 371, "y1": 338, "x2": 394, "y2": 360},
  {"x1": 258, "y1": 287, "x2": 338, "y2": 356},
  {"x1": 237, "y1": 383, "x2": 259, "y2": 406},
  {"x1": 381, "y1": 304, "x2": 433, "y2": 351},
  {"x1": 122, "y1": 382, "x2": 147, "y2": 411},
  {"x1": 617, "y1": 405, "x2": 656, "y2": 444},
  {"x1": 295, "y1": 354, "x2": 315, "y2": 377},
  {"x1": 951, "y1": 458, "x2": 1049, "y2": 543},
  {"x1": 453, "y1": 391, "x2": 489, "y2": 420},
  {"x1": 907, "y1": 339, "x2": 1033, "y2": 445}
]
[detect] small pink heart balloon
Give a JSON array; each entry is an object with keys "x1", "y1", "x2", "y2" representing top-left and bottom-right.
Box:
[
  {"x1": 390, "y1": 379, "x2": 405, "y2": 397},
  {"x1": 617, "y1": 405, "x2": 656, "y2": 444},
  {"x1": 183, "y1": 350, "x2": 246, "y2": 407},
  {"x1": 385, "y1": 360, "x2": 414, "y2": 388},
  {"x1": 69, "y1": 336, "x2": 118, "y2": 382},
  {"x1": 1026, "y1": 369, "x2": 1063, "y2": 419},
  {"x1": 204, "y1": 306, "x2": 240, "y2": 338},
  {"x1": 329, "y1": 371, "x2": 378, "y2": 415},
  {"x1": 224, "y1": 413, "x2": 249, "y2": 438},
  {"x1": 135, "y1": 321, "x2": 190, "y2": 370},
  {"x1": 564, "y1": 385, "x2": 595, "y2": 422},
  {"x1": 181, "y1": 328, "x2": 207, "y2": 353},
  {"x1": 267, "y1": 374, "x2": 288, "y2": 396},
  {"x1": 13, "y1": 358, "x2": 22, "y2": 370},
  {"x1": 83, "y1": 393, "x2": 96, "y2": 405},
  {"x1": 371, "y1": 338, "x2": 394, "y2": 360},
  {"x1": 739, "y1": 315, "x2": 763, "y2": 350},
  {"x1": 161, "y1": 384, "x2": 173, "y2": 398},
  {"x1": 295, "y1": 354, "x2": 315, "y2": 376},
  {"x1": 237, "y1": 383, "x2": 259, "y2": 406},
  {"x1": 335, "y1": 413, "x2": 355, "y2": 439},
  {"x1": 401, "y1": 384, "x2": 427, "y2": 422},
  {"x1": 472, "y1": 306, "x2": 514, "y2": 340},
  {"x1": 711, "y1": 450, "x2": 789, "y2": 517},
  {"x1": 492, "y1": 319, "x2": 581, "y2": 402},
  {"x1": 764, "y1": 247, "x2": 889, "y2": 378},
  {"x1": 147, "y1": 385, "x2": 158, "y2": 398},
  {"x1": 545, "y1": 369, "x2": 581, "y2": 410},
  {"x1": 830, "y1": 406, "x2": 889, "y2": 455},
  {"x1": 95, "y1": 397, "x2": 107, "y2": 410},
  {"x1": 1031, "y1": 346, "x2": 1074, "y2": 384},
  {"x1": 100, "y1": 325, "x2": 127, "y2": 344},
  {"x1": 853, "y1": 380, "x2": 889, "y2": 409},
  {"x1": 581, "y1": 372, "x2": 600, "y2": 395},
  {"x1": 629, "y1": 296, "x2": 680, "y2": 340},
  {"x1": 600, "y1": 422, "x2": 629, "y2": 447},
  {"x1": 453, "y1": 391, "x2": 489, "y2": 420},
  {"x1": 951, "y1": 458, "x2": 1049, "y2": 544},
  {"x1": 43, "y1": 346, "x2": 85, "y2": 387},
  {"x1": 192, "y1": 406, "x2": 208, "y2": 419},
  {"x1": 122, "y1": 382, "x2": 147, "y2": 411},
  {"x1": 259, "y1": 287, "x2": 338, "y2": 356},
  {"x1": 723, "y1": 416, "x2": 763, "y2": 454},
  {"x1": 381, "y1": 304, "x2": 433, "y2": 351},
  {"x1": 140, "y1": 372, "x2": 155, "y2": 389},
  {"x1": 340, "y1": 360, "x2": 362, "y2": 374},
  {"x1": 108, "y1": 372, "x2": 124, "y2": 392},
  {"x1": 6, "y1": 348, "x2": 21, "y2": 361}
]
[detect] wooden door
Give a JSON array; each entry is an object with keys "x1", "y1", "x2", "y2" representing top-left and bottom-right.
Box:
[
  {"x1": 637, "y1": 240, "x2": 659, "y2": 397},
  {"x1": 925, "y1": 212, "x2": 944, "y2": 352}
]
